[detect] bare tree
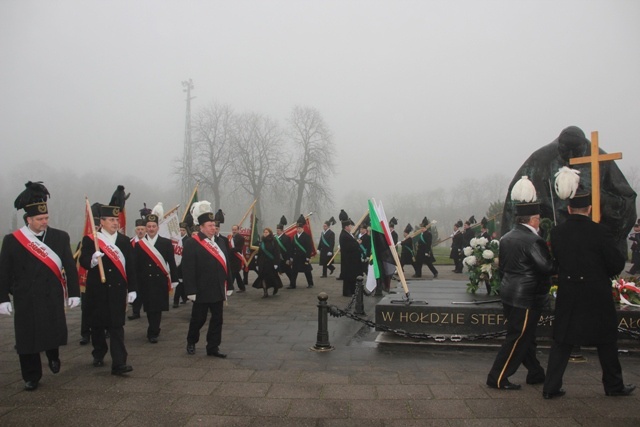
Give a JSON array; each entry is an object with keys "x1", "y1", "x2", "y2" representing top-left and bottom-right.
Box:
[
  {"x1": 232, "y1": 112, "x2": 283, "y2": 220},
  {"x1": 190, "y1": 103, "x2": 235, "y2": 209},
  {"x1": 284, "y1": 106, "x2": 335, "y2": 218}
]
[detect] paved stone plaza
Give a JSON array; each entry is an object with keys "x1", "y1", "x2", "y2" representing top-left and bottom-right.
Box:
[{"x1": 1, "y1": 267, "x2": 639, "y2": 426}]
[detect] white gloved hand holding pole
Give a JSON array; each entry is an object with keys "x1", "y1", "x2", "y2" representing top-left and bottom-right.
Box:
[
  {"x1": 0, "y1": 302, "x2": 12, "y2": 315},
  {"x1": 90, "y1": 251, "x2": 104, "y2": 268},
  {"x1": 67, "y1": 297, "x2": 81, "y2": 309},
  {"x1": 187, "y1": 294, "x2": 196, "y2": 302},
  {"x1": 127, "y1": 291, "x2": 137, "y2": 304}
]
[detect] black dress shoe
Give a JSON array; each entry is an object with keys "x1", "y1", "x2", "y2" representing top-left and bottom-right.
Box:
[
  {"x1": 307, "y1": 284, "x2": 314, "y2": 288},
  {"x1": 487, "y1": 381, "x2": 521, "y2": 390},
  {"x1": 111, "y1": 365, "x2": 133, "y2": 375},
  {"x1": 127, "y1": 313, "x2": 140, "y2": 320},
  {"x1": 24, "y1": 380, "x2": 39, "y2": 391},
  {"x1": 286, "y1": 286, "x2": 296, "y2": 289},
  {"x1": 542, "y1": 389, "x2": 566, "y2": 399},
  {"x1": 605, "y1": 384, "x2": 636, "y2": 396},
  {"x1": 93, "y1": 358, "x2": 104, "y2": 367},
  {"x1": 79, "y1": 336, "x2": 90, "y2": 345},
  {"x1": 172, "y1": 303, "x2": 179, "y2": 308},
  {"x1": 48, "y1": 359, "x2": 61, "y2": 374},
  {"x1": 148, "y1": 336, "x2": 158, "y2": 344},
  {"x1": 186, "y1": 343, "x2": 196, "y2": 355},
  {"x1": 320, "y1": 275, "x2": 327, "y2": 278},
  {"x1": 207, "y1": 351, "x2": 227, "y2": 358}
]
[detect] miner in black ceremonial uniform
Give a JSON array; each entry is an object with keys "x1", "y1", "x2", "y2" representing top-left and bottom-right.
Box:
[
  {"x1": 339, "y1": 211, "x2": 360, "y2": 297},
  {"x1": 134, "y1": 212, "x2": 178, "y2": 343},
  {"x1": 173, "y1": 222, "x2": 191, "y2": 307},
  {"x1": 487, "y1": 177, "x2": 554, "y2": 391},
  {"x1": 288, "y1": 215, "x2": 315, "y2": 289},
  {"x1": 357, "y1": 220, "x2": 371, "y2": 275},
  {"x1": 318, "y1": 217, "x2": 336, "y2": 277},
  {"x1": 80, "y1": 204, "x2": 137, "y2": 375},
  {"x1": 184, "y1": 202, "x2": 230, "y2": 357},
  {"x1": 0, "y1": 182, "x2": 80, "y2": 391},
  {"x1": 450, "y1": 220, "x2": 464, "y2": 273},
  {"x1": 128, "y1": 217, "x2": 147, "y2": 320},
  {"x1": 228, "y1": 224, "x2": 247, "y2": 293},
  {"x1": 543, "y1": 189, "x2": 635, "y2": 398},
  {"x1": 389, "y1": 217, "x2": 399, "y2": 245},
  {"x1": 415, "y1": 217, "x2": 438, "y2": 279},
  {"x1": 399, "y1": 223, "x2": 416, "y2": 276},
  {"x1": 275, "y1": 216, "x2": 293, "y2": 287}
]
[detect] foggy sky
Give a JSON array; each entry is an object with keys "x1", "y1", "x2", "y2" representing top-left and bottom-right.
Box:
[{"x1": 1, "y1": 0, "x2": 639, "y2": 212}]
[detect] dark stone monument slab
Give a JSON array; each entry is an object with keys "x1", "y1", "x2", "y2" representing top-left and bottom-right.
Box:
[{"x1": 375, "y1": 280, "x2": 640, "y2": 344}]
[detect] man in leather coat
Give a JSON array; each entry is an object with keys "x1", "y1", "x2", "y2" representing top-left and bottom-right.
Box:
[{"x1": 487, "y1": 201, "x2": 554, "y2": 390}]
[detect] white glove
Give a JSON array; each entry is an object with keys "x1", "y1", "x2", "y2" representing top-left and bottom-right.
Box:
[
  {"x1": 127, "y1": 291, "x2": 137, "y2": 304},
  {"x1": 178, "y1": 278, "x2": 183, "y2": 283},
  {"x1": 396, "y1": 241, "x2": 401, "y2": 247},
  {"x1": 67, "y1": 297, "x2": 81, "y2": 309},
  {"x1": 274, "y1": 265, "x2": 278, "y2": 270},
  {"x1": 90, "y1": 251, "x2": 104, "y2": 268},
  {"x1": 255, "y1": 255, "x2": 258, "y2": 260},
  {"x1": 171, "y1": 282, "x2": 178, "y2": 289},
  {"x1": 327, "y1": 252, "x2": 332, "y2": 256},
  {"x1": 0, "y1": 302, "x2": 12, "y2": 315},
  {"x1": 187, "y1": 294, "x2": 196, "y2": 302}
]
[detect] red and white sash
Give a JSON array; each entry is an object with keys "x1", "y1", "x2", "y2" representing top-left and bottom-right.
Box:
[
  {"x1": 89, "y1": 232, "x2": 127, "y2": 281},
  {"x1": 138, "y1": 237, "x2": 171, "y2": 291},
  {"x1": 228, "y1": 235, "x2": 245, "y2": 264},
  {"x1": 194, "y1": 235, "x2": 228, "y2": 274},
  {"x1": 13, "y1": 226, "x2": 68, "y2": 298}
]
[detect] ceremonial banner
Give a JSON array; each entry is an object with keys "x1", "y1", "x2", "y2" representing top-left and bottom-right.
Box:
[
  {"x1": 158, "y1": 206, "x2": 183, "y2": 266},
  {"x1": 76, "y1": 201, "x2": 95, "y2": 292},
  {"x1": 283, "y1": 214, "x2": 317, "y2": 258},
  {"x1": 366, "y1": 199, "x2": 397, "y2": 292},
  {"x1": 238, "y1": 200, "x2": 259, "y2": 269}
]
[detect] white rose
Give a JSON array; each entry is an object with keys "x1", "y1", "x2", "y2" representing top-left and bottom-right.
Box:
[
  {"x1": 470, "y1": 238, "x2": 477, "y2": 248},
  {"x1": 463, "y1": 256, "x2": 477, "y2": 266},
  {"x1": 477, "y1": 237, "x2": 488, "y2": 248},
  {"x1": 482, "y1": 249, "x2": 494, "y2": 260},
  {"x1": 463, "y1": 246, "x2": 473, "y2": 257}
]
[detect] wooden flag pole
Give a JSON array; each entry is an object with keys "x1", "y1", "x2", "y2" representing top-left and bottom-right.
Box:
[
  {"x1": 180, "y1": 182, "x2": 199, "y2": 223},
  {"x1": 433, "y1": 213, "x2": 499, "y2": 246},
  {"x1": 85, "y1": 197, "x2": 106, "y2": 283},
  {"x1": 163, "y1": 204, "x2": 180, "y2": 219},
  {"x1": 237, "y1": 199, "x2": 257, "y2": 228}
]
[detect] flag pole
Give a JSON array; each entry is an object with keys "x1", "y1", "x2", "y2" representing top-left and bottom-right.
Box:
[
  {"x1": 163, "y1": 204, "x2": 180, "y2": 220},
  {"x1": 327, "y1": 210, "x2": 368, "y2": 266},
  {"x1": 85, "y1": 196, "x2": 106, "y2": 283},
  {"x1": 237, "y1": 199, "x2": 257, "y2": 228},
  {"x1": 180, "y1": 182, "x2": 199, "y2": 223},
  {"x1": 433, "y1": 213, "x2": 500, "y2": 246}
]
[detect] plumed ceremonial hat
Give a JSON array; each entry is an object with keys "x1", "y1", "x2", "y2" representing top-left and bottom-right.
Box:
[
  {"x1": 179, "y1": 222, "x2": 189, "y2": 229},
  {"x1": 404, "y1": 223, "x2": 413, "y2": 234},
  {"x1": 14, "y1": 181, "x2": 50, "y2": 217},
  {"x1": 146, "y1": 214, "x2": 159, "y2": 224},
  {"x1": 296, "y1": 214, "x2": 306, "y2": 227},
  {"x1": 511, "y1": 176, "x2": 540, "y2": 216},
  {"x1": 325, "y1": 216, "x2": 336, "y2": 227},
  {"x1": 455, "y1": 220, "x2": 463, "y2": 228},
  {"x1": 389, "y1": 217, "x2": 398, "y2": 227},
  {"x1": 139, "y1": 203, "x2": 152, "y2": 219},
  {"x1": 100, "y1": 205, "x2": 121, "y2": 218},
  {"x1": 91, "y1": 203, "x2": 102, "y2": 226},
  {"x1": 214, "y1": 209, "x2": 225, "y2": 224},
  {"x1": 338, "y1": 209, "x2": 349, "y2": 222},
  {"x1": 468, "y1": 215, "x2": 476, "y2": 224},
  {"x1": 481, "y1": 217, "x2": 488, "y2": 227},
  {"x1": 420, "y1": 217, "x2": 429, "y2": 228},
  {"x1": 277, "y1": 215, "x2": 287, "y2": 230},
  {"x1": 135, "y1": 219, "x2": 145, "y2": 227},
  {"x1": 109, "y1": 185, "x2": 130, "y2": 209},
  {"x1": 151, "y1": 202, "x2": 164, "y2": 219},
  {"x1": 191, "y1": 201, "x2": 213, "y2": 225}
]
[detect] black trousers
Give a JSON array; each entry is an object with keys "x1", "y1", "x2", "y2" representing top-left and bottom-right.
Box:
[
  {"x1": 343, "y1": 277, "x2": 357, "y2": 296},
  {"x1": 487, "y1": 304, "x2": 545, "y2": 387},
  {"x1": 321, "y1": 262, "x2": 335, "y2": 277},
  {"x1": 229, "y1": 270, "x2": 245, "y2": 291},
  {"x1": 187, "y1": 301, "x2": 224, "y2": 353},
  {"x1": 290, "y1": 270, "x2": 314, "y2": 288},
  {"x1": 131, "y1": 296, "x2": 143, "y2": 316},
  {"x1": 80, "y1": 292, "x2": 91, "y2": 338},
  {"x1": 19, "y1": 348, "x2": 59, "y2": 382},
  {"x1": 544, "y1": 340, "x2": 624, "y2": 394},
  {"x1": 418, "y1": 259, "x2": 438, "y2": 276},
  {"x1": 173, "y1": 281, "x2": 187, "y2": 304},
  {"x1": 146, "y1": 311, "x2": 162, "y2": 338},
  {"x1": 92, "y1": 326, "x2": 128, "y2": 368}
]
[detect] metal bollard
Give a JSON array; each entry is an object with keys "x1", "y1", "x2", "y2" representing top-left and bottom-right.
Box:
[
  {"x1": 355, "y1": 276, "x2": 366, "y2": 316},
  {"x1": 311, "y1": 292, "x2": 334, "y2": 352}
]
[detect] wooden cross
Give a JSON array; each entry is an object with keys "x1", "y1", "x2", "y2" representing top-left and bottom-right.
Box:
[{"x1": 569, "y1": 131, "x2": 622, "y2": 223}]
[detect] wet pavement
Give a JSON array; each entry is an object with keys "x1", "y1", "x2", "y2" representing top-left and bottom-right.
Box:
[{"x1": 1, "y1": 266, "x2": 639, "y2": 426}]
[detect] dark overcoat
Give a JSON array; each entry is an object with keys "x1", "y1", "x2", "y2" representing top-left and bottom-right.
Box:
[
  {"x1": 415, "y1": 230, "x2": 434, "y2": 264},
  {"x1": 550, "y1": 214, "x2": 625, "y2": 345},
  {"x1": 80, "y1": 232, "x2": 136, "y2": 328},
  {"x1": 318, "y1": 229, "x2": 335, "y2": 266},
  {"x1": 252, "y1": 236, "x2": 283, "y2": 290},
  {"x1": 450, "y1": 231, "x2": 464, "y2": 260},
  {"x1": 400, "y1": 237, "x2": 414, "y2": 266},
  {"x1": 339, "y1": 229, "x2": 361, "y2": 282},
  {"x1": 0, "y1": 227, "x2": 80, "y2": 354},
  {"x1": 182, "y1": 232, "x2": 230, "y2": 303},
  {"x1": 135, "y1": 235, "x2": 178, "y2": 312},
  {"x1": 228, "y1": 233, "x2": 245, "y2": 274},
  {"x1": 291, "y1": 232, "x2": 313, "y2": 273},
  {"x1": 176, "y1": 234, "x2": 192, "y2": 280}
]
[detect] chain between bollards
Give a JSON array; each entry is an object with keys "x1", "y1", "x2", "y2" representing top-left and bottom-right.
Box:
[{"x1": 311, "y1": 292, "x2": 334, "y2": 352}]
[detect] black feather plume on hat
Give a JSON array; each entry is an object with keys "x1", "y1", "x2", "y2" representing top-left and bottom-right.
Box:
[
  {"x1": 14, "y1": 181, "x2": 50, "y2": 210},
  {"x1": 325, "y1": 216, "x2": 336, "y2": 226},
  {"x1": 296, "y1": 214, "x2": 306, "y2": 227},
  {"x1": 389, "y1": 217, "x2": 398, "y2": 227},
  {"x1": 339, "y1": 209, "x2": 348, "y2": 222},
  {"x1": 139, "y1": 203, "x2": 152, "y2": 219},
  {"x1": 404, "y1": 223, "x2": 413, "y2": 234},
  {"x1": 279, "y1": 215, "x2": 287, "y2": 226},
  {"x1": 481, "y1": 217, "x2": 488, "y2": 227},
  {"x1": 420, "y1": 217, "x2": 429, "y2": 227},
  {"x1": 214, "y1": 209, "x2": 225, "y2": 224},
  {"x1": 109, "y1": 185, "x2": 129, "y2": 209},
  {"x1": 468, "y1": 215, "x2": 476, "y2": 224}
]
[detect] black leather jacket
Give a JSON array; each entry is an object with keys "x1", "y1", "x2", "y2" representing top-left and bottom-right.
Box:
[{"x1": 499, "y1": 224, "x2": 555, "y2": 310}]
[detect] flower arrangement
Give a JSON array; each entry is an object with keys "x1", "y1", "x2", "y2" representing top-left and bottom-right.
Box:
[
  {"x1": 462, "y1": 237, "x2": 501, "y2": 295},
  {"x1": 612, "y1": 277, "x2": 640, "y2": 307}
]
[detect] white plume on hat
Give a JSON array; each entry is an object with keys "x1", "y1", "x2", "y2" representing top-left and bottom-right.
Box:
[
  {"x1": 511, "y1": 176, "x2": 537, "y2": 203},
  {"x1": 151, "y1": 202, "x2": 164, "y2": 219},
  {"x1": 554, "y1": 167, "x2": 580, "y2": 200},
  {"x1": 191, "y1": 201, "x2": 212, "y2": 225}
]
